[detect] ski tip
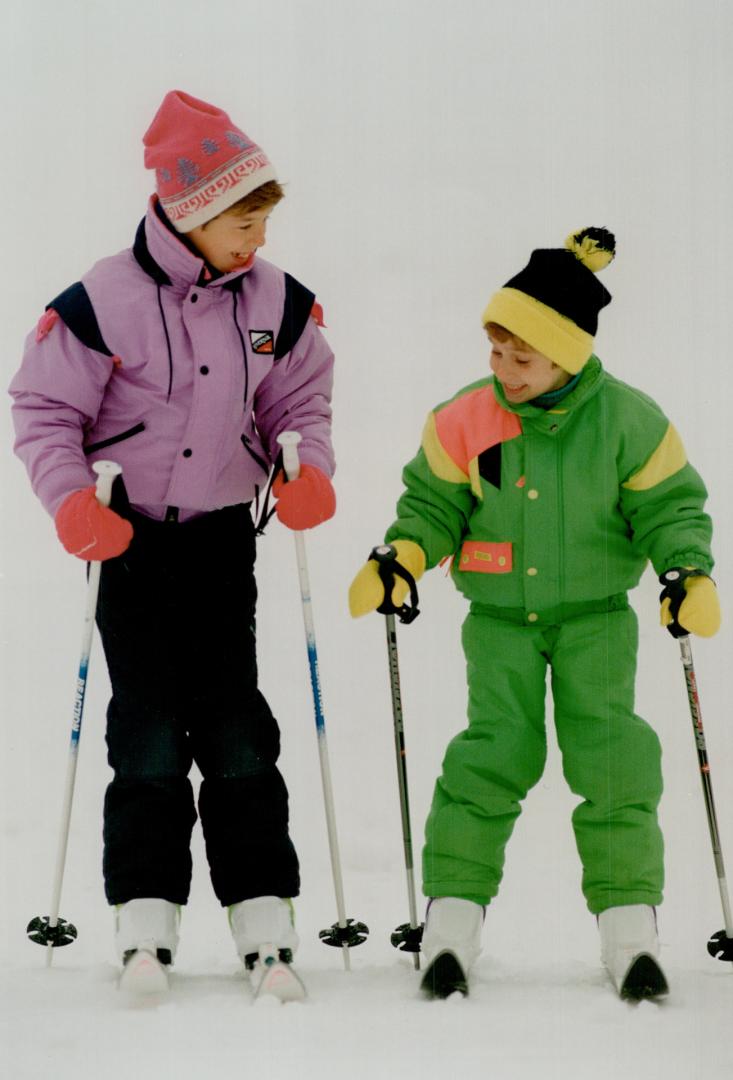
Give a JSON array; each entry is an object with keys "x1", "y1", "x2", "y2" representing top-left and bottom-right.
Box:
[
  {"x1": 420, "y1": 951, "x2": 469, "y2": 1000},
  {"x1": 252, "y1": 960, "x2": 307, "y2": 1005},
  {"x1": 118, "y1": 949, "x2": 170, "y2": 997},
  {"x1": 620, "y1": 954, "x2": 669, "y2": 1002}
]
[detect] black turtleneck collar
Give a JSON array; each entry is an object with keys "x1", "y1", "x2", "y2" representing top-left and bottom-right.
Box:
[{"x1": 133, "y1": 200, "x2": 245, "y2": 292}]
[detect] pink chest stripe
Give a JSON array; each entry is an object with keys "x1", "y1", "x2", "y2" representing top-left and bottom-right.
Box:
[{"x1": 435, "y1": 386, "x2": 522, "y2": 474}]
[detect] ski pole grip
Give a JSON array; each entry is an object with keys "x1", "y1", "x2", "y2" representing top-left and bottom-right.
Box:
[
  {"x1": 372, "y1": 544, "x2": 398, "y2": 569},
  {"x1": 277, "y1": 431, "x2": 302, "y2": 483},
  {"x1": 371, "y1": 544, "x2": 400, "y2": 602},
  {"x1": 370, "y1": 544, "x2": 420, "y2": 624},
  {"x1": 92, "y1": 460, "x2": 122, "y2": 509},
  {"x1": 659, "y1": 567, "x2": 706, "y2": 639}
]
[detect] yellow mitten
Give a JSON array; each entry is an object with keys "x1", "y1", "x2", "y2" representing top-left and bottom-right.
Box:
[
  {"x1": 660, "y1": 569, "x2": 721, "y2": 638},
  {"x1": 349, "y1": 540, "x2": 426, "y2": 618}
]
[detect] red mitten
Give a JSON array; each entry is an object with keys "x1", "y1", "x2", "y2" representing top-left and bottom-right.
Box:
[
  {"x1": 272, "y1": 464, "x2": 336, "y2": 530},
  {"x1": 55, "y1": 487, "x2": 133, "y2": 561}
]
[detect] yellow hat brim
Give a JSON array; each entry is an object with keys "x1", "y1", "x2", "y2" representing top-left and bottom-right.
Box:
[{"x1": 482, "y1": 288, "x2": 593, "y2": 374}]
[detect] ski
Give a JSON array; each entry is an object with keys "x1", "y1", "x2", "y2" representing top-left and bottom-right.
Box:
[
  {"x1": 118, "y1": 948, "x2": 170, "y2": 996},
  {"x1": 619, "y1": 954, "x2": 669, "y2": 1001},
  {"x1": 420, "y1": 951, "x2": 468, "y2": 1000},
  {"x1": 247, "y1": 944, "x2": 307, "y2": 1004}
]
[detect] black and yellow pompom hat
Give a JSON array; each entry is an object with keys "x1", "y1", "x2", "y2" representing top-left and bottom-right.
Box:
[{"x1": 481, "y1": 227, "x2": 616, "y2": 374}]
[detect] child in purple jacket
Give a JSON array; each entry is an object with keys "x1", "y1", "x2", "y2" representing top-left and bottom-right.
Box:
[{"x1": 9, "y1": 90, "x2": 335, "y2": 992}]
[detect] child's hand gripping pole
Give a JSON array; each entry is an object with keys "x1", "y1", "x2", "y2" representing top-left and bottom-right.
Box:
[
  {"x1": 27, "y1": 461, "x2": 123, "y2": 967},
  {"x1": 659, "y1": 569, "x2": 733, "y2": 963},
  {"x1": 372, "y1": 544, "x2": 420, "y2": 624},
  {"x1": 276, "y1": 433, "x2": 368, "y2": 970},
  {"x1": 369, "y1": 546, "x2": 424, "y2": 967}
]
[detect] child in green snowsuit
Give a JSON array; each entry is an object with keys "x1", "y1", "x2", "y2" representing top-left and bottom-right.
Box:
[{"x1": 349, "y1": 228, "x2": 721, "y2": 999}]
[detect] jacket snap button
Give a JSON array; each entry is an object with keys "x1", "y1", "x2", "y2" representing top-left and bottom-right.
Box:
[
  {"x1": 527, "y1": 612, "x2": 539, "y2": 622},
  {"x1": 191, "y1": 293, "x2": 198, "y2": 303},
  {"x1": 183, "y1": 448, "x2": 193, "y2": 458},
  {"x1": 200, "y1": 365, "x2": 209, "y2": 375},
  {"x1": 527, "y1": 567, "x2": 538, "y2": 576},
  {"x1": 528, "y1": 489, "x2": 539, "y2": 500}
]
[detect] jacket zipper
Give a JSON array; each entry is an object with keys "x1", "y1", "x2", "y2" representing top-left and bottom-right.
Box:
[
  {"x1": 157, "y1": 285, "x2": 174, "y2": 402},
  {"x1": 556, "y1": 437, "x2": 565, "y2": 602},
  {"x1": 231, "y1": 291, "x2": 249, "y2": 405}
]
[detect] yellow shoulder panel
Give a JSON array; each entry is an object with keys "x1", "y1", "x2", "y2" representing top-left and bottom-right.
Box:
[
  {"x1": 422, "y1": 412, "x2": 470, "y2": 484},
  {"x1": 622, "y1": 423, "x2": 688, "y2": 491}
]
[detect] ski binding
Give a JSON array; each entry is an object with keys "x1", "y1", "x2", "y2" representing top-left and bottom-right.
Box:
[{"x1": 247, "y1": 944, "x2": 306, "y2": 1004}]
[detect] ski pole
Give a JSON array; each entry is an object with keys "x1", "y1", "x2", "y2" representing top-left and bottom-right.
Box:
[
  {"x1": 368, "y1": 545, "x2": 423, "y2": 969},
  {"x1": 659, "y1": 569, "x2": 733, "y2": 963},
  {"x1": 27, "y1": 461, "x2": 123, "y2": 966},
  {"x1": 276, "y1": 432, "x2": 368, "y2": 971}
]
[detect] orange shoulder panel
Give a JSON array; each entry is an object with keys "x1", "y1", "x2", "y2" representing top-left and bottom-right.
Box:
[{"x1": 434, "y1": 385, "x2": 522, "y2": 474}]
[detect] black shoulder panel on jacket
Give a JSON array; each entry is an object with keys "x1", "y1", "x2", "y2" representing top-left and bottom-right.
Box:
[
  {"x1": 47, "y1": 282, "x2": 113, "y2": 357},
  {"x1": 274, "y1": 273, "x2": 316, "y2": 361},
  {"x1": 133, "y1": 217, "x2": 173, "y2": 286}
]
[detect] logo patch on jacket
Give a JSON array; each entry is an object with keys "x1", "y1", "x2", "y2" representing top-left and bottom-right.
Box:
[{"x1": 249, "y1": 330, "x2": 274, "y2": 354}]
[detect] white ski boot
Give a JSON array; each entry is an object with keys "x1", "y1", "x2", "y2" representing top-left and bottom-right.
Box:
[
  {"x1": 115, "y1": 898, "x2": 180, "y2": 995},
  {"x1": 420, "y1": 897, "x2": 484, "y2": 999},
  {"x1": 229, "y1": 896, "x2": 305, "y2": 1003},
  {"x1": 598, "y1": 904, "x2": 669, "y2": 1000}
]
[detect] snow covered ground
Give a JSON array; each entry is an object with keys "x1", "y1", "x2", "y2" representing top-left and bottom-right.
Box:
[{"x1": 2, "y1": 2, "x2": 733, "y2": 1078}]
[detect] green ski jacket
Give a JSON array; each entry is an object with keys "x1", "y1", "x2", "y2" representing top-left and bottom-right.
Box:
[{"x1": 385, "y1": 356, "x2": 713, "y2": 620}]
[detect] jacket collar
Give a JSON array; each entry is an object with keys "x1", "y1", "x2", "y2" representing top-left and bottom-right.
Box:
[
  {"x1": 133, "y1": 196, "x2": 254, "y2": 292},
  {"x1": 492, "y1": 355, "x2": 605, "y2": 424}
]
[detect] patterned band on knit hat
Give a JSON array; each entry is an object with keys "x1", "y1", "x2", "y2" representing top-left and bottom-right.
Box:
[
  {"x1": 143, "y1": 90, "x2": 277, "y2": 232},
  {"x1": 482, "y1": 228, "x2": 616, "y2": 374}
]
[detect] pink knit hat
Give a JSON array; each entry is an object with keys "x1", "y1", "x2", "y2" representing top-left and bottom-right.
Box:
[{"x1": 143, "y1": 90, "x2": 277, "y2": 232}]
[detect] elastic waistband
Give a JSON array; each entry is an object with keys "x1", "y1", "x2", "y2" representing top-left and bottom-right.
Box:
[
  {"x1": 126, "y1": 501, "x2": 252, "y2": 531},
  {"x1": 469, "y1": 593, "x2": 629, "y2": 626},
  {"x1": 110, "y1": 475, "x2": 251, "y2": 528}
]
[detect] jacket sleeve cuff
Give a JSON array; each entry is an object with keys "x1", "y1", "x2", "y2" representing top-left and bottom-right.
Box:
[{"x1": 36, "y1": 463, "x2": 96, "y2": 517}]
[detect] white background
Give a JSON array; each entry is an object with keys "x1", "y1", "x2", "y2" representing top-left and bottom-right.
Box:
[{"x1": 1, "y1": 2, "x2": 732, "y2": 1078}]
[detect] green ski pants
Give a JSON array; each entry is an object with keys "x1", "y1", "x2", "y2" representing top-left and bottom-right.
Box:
[{"x1": 423, "y1": 604, "x2": 664, "y2": 914}]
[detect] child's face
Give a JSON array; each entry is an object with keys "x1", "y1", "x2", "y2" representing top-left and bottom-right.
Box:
[
  {"x1": 187, "y1": 205, "x2": 272, "y2": 273},
  {"x1": 488, "y1": 331, "x2": 571, "y2": 403}
]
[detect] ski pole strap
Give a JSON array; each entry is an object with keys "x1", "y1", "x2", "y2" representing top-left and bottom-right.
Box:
[
  {"x1": 659, "y1": 567, "x2": 708, "y2": 639},
  {"x1": 370, "y1": 544, "x2": 420, "y2": 624},
  {"x1": 254, "y1": 449, "x2": 284, "y2": 536}
]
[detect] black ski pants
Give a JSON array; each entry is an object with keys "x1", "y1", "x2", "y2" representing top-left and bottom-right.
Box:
[{"x1": 96, "y1": 501, "x2": 299, "y2": 907}]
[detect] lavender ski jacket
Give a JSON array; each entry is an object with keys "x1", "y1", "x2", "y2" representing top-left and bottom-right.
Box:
[{"x1": 9, "y1": 199, "x2": 334, "y2": 520}]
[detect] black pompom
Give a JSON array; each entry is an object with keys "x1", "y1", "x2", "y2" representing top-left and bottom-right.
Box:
[
  {"x1": 566, "y1": 227, "x2": 616, "y2": 271},
  {"x1": 573, "y1": 226, "x2": 615, "y2": 254}
]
